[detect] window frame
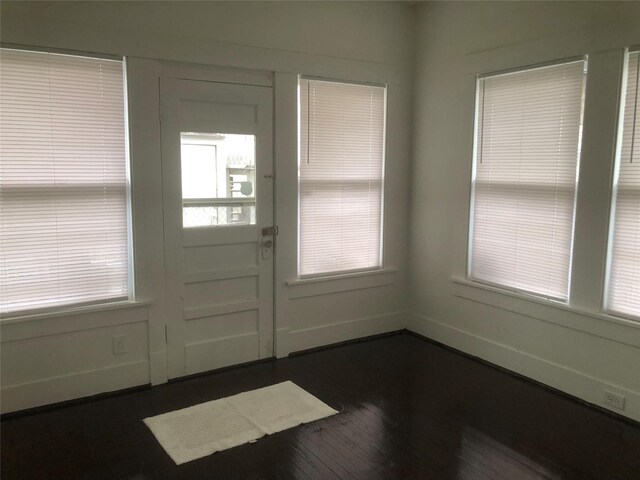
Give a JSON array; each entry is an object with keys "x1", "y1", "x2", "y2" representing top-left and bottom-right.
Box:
[
  {"x1": 0, "y1": 46, "x2": 135, "y2": 319},
  {"x1": 466, "y1": 56, "x2": 588, "y2": 303},
  {"x1": 296, "y1": 75, "x2": 388, "y2": 280},
  {"x1": 603, "y1": 47, "x2": 640, "y2": 322}
]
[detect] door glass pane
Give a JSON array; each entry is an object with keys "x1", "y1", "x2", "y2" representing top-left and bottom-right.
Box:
[{"x1": 180, "y1": 133, "x2": 256, "y2": 227}]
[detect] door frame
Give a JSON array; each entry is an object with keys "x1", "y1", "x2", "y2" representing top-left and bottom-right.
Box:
[{"x1": 158, "y1": 63, "x2": 277, "y2": 379}]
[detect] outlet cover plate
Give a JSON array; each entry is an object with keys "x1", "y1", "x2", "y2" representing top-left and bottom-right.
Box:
[{"x1": 603, "y1": 390, "x2": 626, "y2": 410}]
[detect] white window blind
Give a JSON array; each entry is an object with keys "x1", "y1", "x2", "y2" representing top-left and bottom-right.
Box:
[
  {"x1": 0, "y1": 48, "x2": 130, "y2": 315},
  {"x1": 299, "y1": 79, "x2": 385, "y2": 277},
  {"x1": 469, "y1": 60, "x2": 587, "y2": 301},
  {"x1": 606, "y1": 50, "x2": 640, "y2": 319}
]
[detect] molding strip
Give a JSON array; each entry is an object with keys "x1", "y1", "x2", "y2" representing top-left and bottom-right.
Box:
[{"x1": 184, "y1": 300, "x2": 259, "y2": 320}]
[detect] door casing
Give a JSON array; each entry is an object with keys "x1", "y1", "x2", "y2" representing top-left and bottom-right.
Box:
[{"x1": 159, "y1": 75, "x2": 275, "y2": 379}]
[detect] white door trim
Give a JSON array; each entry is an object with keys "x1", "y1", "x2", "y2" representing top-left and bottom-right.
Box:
[{"x1": 160, "y1": 75, "x2": 274, "y2": 379}]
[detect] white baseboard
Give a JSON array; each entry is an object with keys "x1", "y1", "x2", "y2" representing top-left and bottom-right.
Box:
[
  {"x1": 1, "y1": 360, "x2": 150, "y2": 414},
  {"x1": 408, "y1": 313, "x2": 640, "y2": 423},
  {"x1": 285, "y1": 311, "x2": 406, "y2": 355}
]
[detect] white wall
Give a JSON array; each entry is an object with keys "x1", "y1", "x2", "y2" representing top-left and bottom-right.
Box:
[
  {"x1": 0, "y1": 1, "x2": 413, "y2": 413},
  {"x1": 4, "y1": 0, "x2": 638, "y2": 424},
  {"x1": 409, "y1": 1, "x2": 640, "y2": 422}
]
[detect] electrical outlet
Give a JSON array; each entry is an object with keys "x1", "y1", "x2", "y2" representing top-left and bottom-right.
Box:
[
  {"x1": 112, "y1": 335, "x2": 127, "y2": 355},
  {"x1": 603, "y1": 390, "x2": 625, "y2": 410}
]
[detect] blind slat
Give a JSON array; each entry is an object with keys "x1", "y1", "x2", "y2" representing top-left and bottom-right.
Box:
[
  {"x1": 469, "y1": 60, "x2": 587, "y2": 301},
  {"x1": 0, "y1": 48, "x2": 130, "y2": 315},
  {"x1": 606, "y1": 51, "x2": 640, "y2": 319},
  {"x1": 299, "y1": 79, "x2": 385, "y2": 276}
]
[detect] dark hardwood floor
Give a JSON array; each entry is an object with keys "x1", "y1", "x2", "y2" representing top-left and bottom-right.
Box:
[{"x1": 1, "y1": 333, "x2": 639, "y2": 479}]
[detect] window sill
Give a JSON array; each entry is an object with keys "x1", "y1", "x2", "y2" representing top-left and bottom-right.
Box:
[
  {"x1": 452, "y1": 277, "x2": 640, "y2": 348},
  {"x1": 286, "y1": 268, "x2": 397, "y2": 299},
  {"x1": 0, "y1": 300, "x2": 151, "y2": 326}
]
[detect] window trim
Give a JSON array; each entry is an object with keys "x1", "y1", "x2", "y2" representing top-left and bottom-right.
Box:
[
  {"x1": 476, "y1": 55, "x2": 586, "y2": 80},
  {"x1": 466, "y1": 57, "x2": 588, "y2": 303},
  {"x1": 286, "y1": 268, "x2": 397, "y2": 299},
  {"x1": 123, "y1": 57, "x2": 136, "y2": 306},
  {"x1": 0, "y1": 296, "x2": 132, "y2": 322},
  {"x1": 0, "y1": 47, "x2": 135, "y2": 319},
  {"x1": 296, "y1": 75, "x2": 388, "y2": 279},
  {"x1": 603, "y1": 47, "x2": 640, "y2": 322},
  {"x1": 0, "y1": 42, "x2": 122, "y2": 61}
]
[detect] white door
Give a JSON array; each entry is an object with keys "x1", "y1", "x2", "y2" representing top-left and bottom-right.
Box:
[{"x1": 160, "y1": 78, "x2": 275, "y2": 379}]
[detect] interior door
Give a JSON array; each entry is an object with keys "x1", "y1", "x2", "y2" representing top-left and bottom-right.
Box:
[{"x1": 160, "y1": 77, "x2": 274, "y2": 379}]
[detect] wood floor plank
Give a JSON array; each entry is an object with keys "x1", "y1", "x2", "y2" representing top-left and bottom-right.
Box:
[{"x1": 1, "y1": 333, "x2": 638, "y2": 480}]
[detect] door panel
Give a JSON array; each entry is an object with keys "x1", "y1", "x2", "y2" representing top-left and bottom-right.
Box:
[{"x1": 161, "y1": 78, "x2": 274, "y2": 379}]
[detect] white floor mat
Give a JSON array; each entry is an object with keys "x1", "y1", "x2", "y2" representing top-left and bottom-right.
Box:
[{"x1": 143, "y1": 381, "x2": 338, "y2": 464}]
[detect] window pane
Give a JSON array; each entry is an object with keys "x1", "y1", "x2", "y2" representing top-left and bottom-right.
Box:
[
  {"x1": 180, "y1": 133, "x2": 256, "y2": 228},
  {"x1": 298, "y1": 79, "x2": 385, "y2": 276},
  {"x1": 181, "y1": 144, "x2": 217, "y2": 199},
  {"x1": 0, "y1": 48, "x2": 130, "y2": 314},
  {"x1": 468, "y1": 60, "x2": 587, "y2": 301},
  {"x1": 606, "y1": 50, "x2": 640, "y2": 319}
]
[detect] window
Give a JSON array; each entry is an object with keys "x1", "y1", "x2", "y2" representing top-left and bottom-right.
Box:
[
  {"x1": 0, "y1": 48, "x2": 131, "y2": 315},
  {"x1": 468, "y1": 60, "x2": 587, "y2": 301},
  {"x1": 298, "y1": 78, "x2": 386, "y2": 277},
  {"x1": 605, "y1": 49, "x2": 640, "y2": 319},
  {"x1": 180, "y1": 133, "x2": 256, "y2": 228}
]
